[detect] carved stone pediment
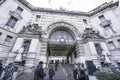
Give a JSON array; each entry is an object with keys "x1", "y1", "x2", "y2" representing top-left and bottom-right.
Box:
[
  {"x1": 19, "y1": 23, "x2": 42, "y2": 35},
  {"x1": 82, "y1": 28, "x2": 104, "y2": 40}
]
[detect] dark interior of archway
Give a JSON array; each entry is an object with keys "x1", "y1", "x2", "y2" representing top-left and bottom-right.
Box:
[
  {"x1": 48, "y1": 29, "x2": 76, "y2": 57},
  {"x1": 47, "y1": 44, "x2": 76, "y2": 56}
]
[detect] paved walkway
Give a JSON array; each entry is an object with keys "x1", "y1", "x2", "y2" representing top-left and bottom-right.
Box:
[
  {"x1": 16, "y1": 72, "x2": 34, "y2": 80},
  {"x1": 16, "y1": 64, "x2": 97, "y2": 80},
  {"x1": 53, "y1": 65, "x2": 67, "y2": 80}
]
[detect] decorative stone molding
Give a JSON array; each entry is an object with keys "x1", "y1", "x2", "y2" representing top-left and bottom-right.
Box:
[
  {"x1": 82, "y1": 28, "x2": 104, "y2": 41},
  {"x1": 99, "y1": 20, "x2": 111, "y2": 27},
  {"x1": 17, "y1": 0, "x2": 119, "y2": 16},
  {"x1": 45, "y1": 21, "x2": 80, "y2": 39},
  {"x1": 9, "y1": 10, "x2": 23, "y2": 20},
  {"x1": 19, "y1": 23, "x2": 42, "y2": 35}
]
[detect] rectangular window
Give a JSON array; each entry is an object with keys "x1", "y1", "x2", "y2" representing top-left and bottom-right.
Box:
[
  {"x1": 4, "y1": 35, "x2": 13, "y2": 44},
  {"x1": 99, "y1": 15, "x2": 106, "y2": 22},
  {"x1": 22, "y1": 39, "x2": 31, "y2": 54},
  {"x1": 104, "y1": 25, "x2": 114, "y2": 36},
  {"x1": 108, "y1": 41, "x2": 116, "y2": 50},
  {"x1": 117, "y1": 39, "x2": 120, "y2": 46},
  {"x1": 94, "y1": 43, "x2": 103, "y2": 54},
  {"x1": 83, "y1": 19, "x2": 87, "y2": 24},
  {"x1": 6, "y1": 16, "x2": 18, "y2": 28},
  {"x1": 15, "y1": 6, "x2": 23, "y2": 14},
  {"x1": 0, "y1": 32, "x2": 2, "y2": 36},
  {"x1": 35, "y1": 15, "x2": 41, "y2": 22}
]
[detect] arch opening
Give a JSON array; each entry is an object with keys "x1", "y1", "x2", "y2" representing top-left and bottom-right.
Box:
[{"x1": 47, "y1": 26, "x2": 77, "y2": 64}]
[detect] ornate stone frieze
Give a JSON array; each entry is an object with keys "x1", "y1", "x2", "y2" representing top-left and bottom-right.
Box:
[
  {"x1": 82, "y1": 28, "x2": 104, "y2": 40},
  {"x1": 19, "y1": 23, "x2": 42, "y2": 35},
  {"x1": 45, "y1": 22, "x2": 80, "y2": 38},
  {"x1": 17, "y1": 0, "x2": 118, "y2": 16},
  {"x1": 99, "y1": 20, "x2": 111, "y2": 27}
]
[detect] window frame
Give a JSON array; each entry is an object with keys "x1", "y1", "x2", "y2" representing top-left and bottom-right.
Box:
[
  {"x1": 15, "y1": 6, "x2": 23, "y2": 15},
  {"x1": 6, "y1": 16, "x2": 18, "y2": 28},
  {"x1": 83, "y1": 19, "x2": 88, "y2": 25},
  {"x1": 108, "y1": 41, "x2": 116, "y2": 50},
  {"x1": 99, "y1": 15, "x2": 106, "y2": 22},
  {"x1": 0, "y1": 32, "x2": 2, "y2": 36},
  {"x1": 117, "y1": 39, "x2": 120, "y2": 46},
  {"x1": 35, "y1": 15, "x2": 41, "y2": 22},
  {"x1": 94, "y1": 43, "x2": 103, "y2": 55},
  {"x1": 4, "y1": 35, "x2": 13, "y2": 45},
  {"x1": 103, "y1": 25, "x2": 114, "y2": 36}
]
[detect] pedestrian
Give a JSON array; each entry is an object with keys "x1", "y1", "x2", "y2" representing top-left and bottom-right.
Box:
[
  {"x1": 77, "y1": 68, "x2": 82, "y2": 80},
  {"x1": 78, "y1": 68, "x2": 86, "y2": 80},
  {"x1": 55, "y1": 61, "x2": 59, "y2": 71},
  {"x1": 81, "y1": 69, "x2": 86, "y2": 80},
  {"x1": 49, "y1": 68, "x2": 55, "y2": 80},
  {"x1": 96, "y1": 67, "x2": 101, "y2": 72},
  {"x1": 73, "y1": 68, "x2": 78, "y2": 80},
  {"x1": 110, "y1": 64, "x2": 116, "y2": 72},
  {"x1": 1, "y1": 63, "x2": 14, "y2": 80},
  {"x1": 34, "y1": 61, "x2": 46, "y2": 80},
  {"x1": 84, "y1": 69, "x2": 89, "y2": 80}
]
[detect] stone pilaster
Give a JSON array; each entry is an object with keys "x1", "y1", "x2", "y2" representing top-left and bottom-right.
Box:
[{"x1": 24, "y1": 39, "x2": 39, "y2": 72}]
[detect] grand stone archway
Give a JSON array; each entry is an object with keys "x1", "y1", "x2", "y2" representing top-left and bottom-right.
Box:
[
  {"x1": 45, "y1": 21, "x2": 80, "y2": 39},
  {"x1": 46, "y1": 22, "x2": 78, "y2": 64}
]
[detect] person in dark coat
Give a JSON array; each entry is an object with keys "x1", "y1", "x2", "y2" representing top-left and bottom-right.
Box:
[
  {"x1": 73, "y1": 68, "x2": 78, "y2": 80},
  {"x1": 49, "y1": 68, "x2": 55, "y2": 80},
  {"x1": 1, "y1": 63, "x2": 14, "y2": 80},
  {"x1": 78, "y1": 68, "x2": 86, "y2": 80},
  {"x1": 80, "y1": 69, "x2": 86, "y2": 80},
  {"x1": 55, "y1": 61, "x2": 59, "y2": 71},
  {"x1": 34, "y1": 61, "x2": 46, "y2": 80}
]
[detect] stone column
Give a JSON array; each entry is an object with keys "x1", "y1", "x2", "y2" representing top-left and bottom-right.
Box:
[
  {"x1": 24, "y1": 39, "x2": 39, "y2": 72},
  {"x1": 75, "y1": 40, "x2": 85, "y2": 63},
  {"x1": 6, "y1": 38, "x2": 24, "y2": 64},
  {"x1": 87, "y1": 42, "x2": 101, "y2": 67},
  {"x1": 12, "y1": 38, "x2": 24, "y2": 52},
  {"x1": 100, "y1": 42, "x2": 113, "y2": 64},
  {"x1": 38, "y1": 39, "x2": 48, "y2": 68}
]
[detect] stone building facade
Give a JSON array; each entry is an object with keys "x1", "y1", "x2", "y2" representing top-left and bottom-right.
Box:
[{"x1": 0, "y1": 0, "x2": 120, "y2": 72}]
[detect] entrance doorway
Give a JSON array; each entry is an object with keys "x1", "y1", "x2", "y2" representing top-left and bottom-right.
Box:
[
  {"x1": 47, "y1": 42, "x2": 76, "y2": 64},
  {"x1": 47, "y1": 29, "x2": 76, "y2": 64}
]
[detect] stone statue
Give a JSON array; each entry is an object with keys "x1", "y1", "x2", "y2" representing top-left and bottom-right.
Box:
[
  {"x1": 19, "y1": 23, "x2": 42, "y2": 35},
  {"x1": 82, "y1": 28, "x2": 104, "y2": 40}
]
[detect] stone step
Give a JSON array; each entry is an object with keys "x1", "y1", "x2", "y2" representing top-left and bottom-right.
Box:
[
  {"x1": 16, "y1": 72, "x2": 34, "y2": 80},
  {"x1": 53, "y1": 65, "x2": 67, "y2": 80}
]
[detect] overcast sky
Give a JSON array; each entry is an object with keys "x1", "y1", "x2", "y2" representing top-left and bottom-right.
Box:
[{"x1": 26, "y1": 0, "x2": 113, "y2": 12}]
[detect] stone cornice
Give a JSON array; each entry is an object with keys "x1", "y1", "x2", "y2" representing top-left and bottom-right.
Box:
[
  {"x1": 17, "y1": 0, "x2": 119, "y2": 16},
  {"x1": 88, "y1": 1, "x2": 119, "y2": 16}
]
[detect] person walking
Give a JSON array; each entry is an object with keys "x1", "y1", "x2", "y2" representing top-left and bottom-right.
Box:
[
  {"x1": 110, "y1": 64, "x2": 117, "y2": 72},
  {"x1": 34, "y1": 61, "x2": 46, "y2": 80},
  {"x1": 1, "y1": 63, "x2": 14, "y2": 80},
  {"x1": 49, "y1": 68, "x2": 55, "y2": 80},
  {"x1": 84, "y1": 69, "x2": 89, "y2": 80},
  {"x1": 73, "y1": 68, "x2": 78, "y2": 80},
  {"x1": 80, "y1": 68, "x2": 86, "y2": 80},
  {"x1": 55, "y1": 61, "x2": 59, "y2": 71}
]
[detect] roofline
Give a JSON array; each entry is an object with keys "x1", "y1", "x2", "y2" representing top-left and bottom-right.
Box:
[{"x1": 17, "y1": 0, "x2": 119, "y2": 16}]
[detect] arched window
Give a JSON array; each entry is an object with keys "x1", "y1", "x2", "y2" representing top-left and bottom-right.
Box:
[{"x1": 49, "y1": 30, "x2": 74, "y2": 43}]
